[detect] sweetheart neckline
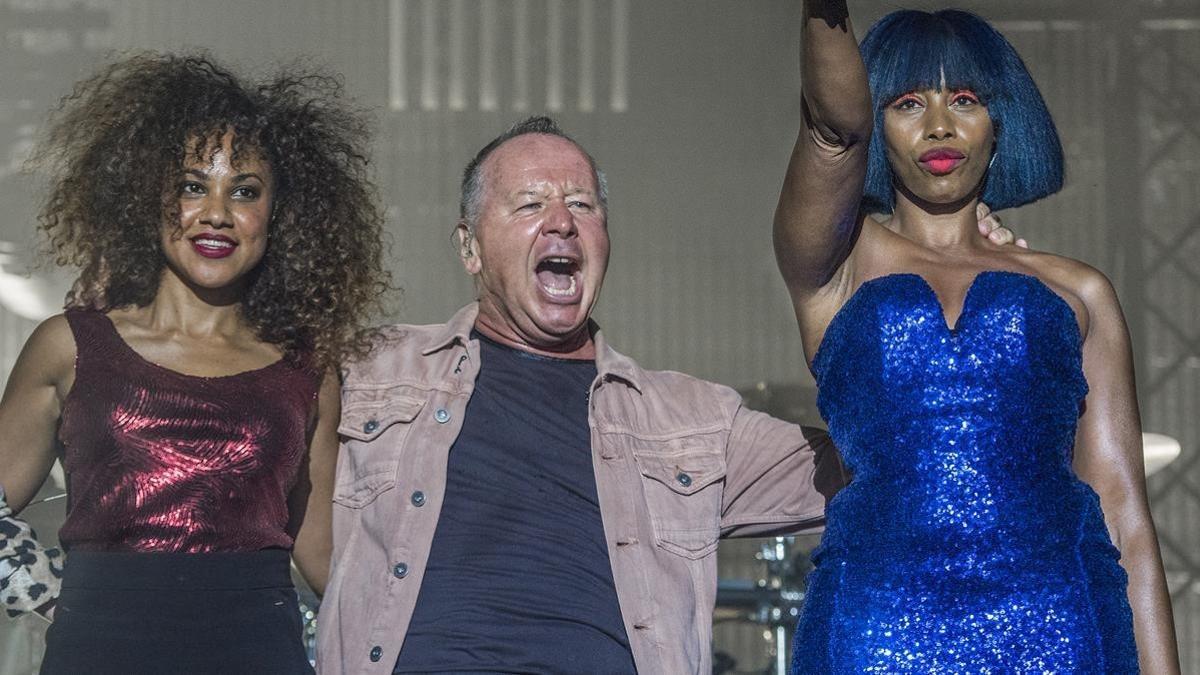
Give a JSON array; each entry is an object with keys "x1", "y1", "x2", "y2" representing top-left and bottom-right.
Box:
[{"x1": 810, "y1": 270, "x2": 1080, "y2": 374}]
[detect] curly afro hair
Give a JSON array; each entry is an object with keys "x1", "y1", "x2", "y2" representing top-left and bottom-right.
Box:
[{"x1": 32, "y1": 52, "x2": 391, "y2": 370}]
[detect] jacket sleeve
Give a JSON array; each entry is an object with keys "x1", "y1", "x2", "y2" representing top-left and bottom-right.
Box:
[{"x1": 719, "y1": 406, "x2": 849, "y2": 537}]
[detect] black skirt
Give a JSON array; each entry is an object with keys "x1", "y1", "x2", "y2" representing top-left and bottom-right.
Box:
[{"x1": 41, "y1": 549, "x2": 314, "y2": 675}]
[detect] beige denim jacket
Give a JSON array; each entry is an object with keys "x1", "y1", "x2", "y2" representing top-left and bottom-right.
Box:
[{"x1": 316, "y1": 304, "x2": 842, "y2": 674}]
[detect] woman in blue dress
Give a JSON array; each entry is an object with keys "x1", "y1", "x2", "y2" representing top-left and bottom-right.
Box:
[{"x1": 776, "y1": 2, "x2": 1179, "y2": 672}]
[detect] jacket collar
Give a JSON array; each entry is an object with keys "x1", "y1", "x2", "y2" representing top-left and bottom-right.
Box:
[
  {"x1": 590, "y1": 321, "x2": 643, "y2": 393},
  {"x1": 423, "y1": 303, "x2": 478, "y2": 355},
  {"x1": 425, "y1": 303, "x2": 643, "y2": 393}
]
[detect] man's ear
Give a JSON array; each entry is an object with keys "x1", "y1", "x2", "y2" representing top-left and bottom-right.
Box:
[{"x1": 455, "y1": 222, "x2": 481, "y2": 274}]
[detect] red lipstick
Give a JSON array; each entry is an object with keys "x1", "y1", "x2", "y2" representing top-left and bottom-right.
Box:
[
  {"x1": 919, "y1": 148, "x2": 966, "y2": 176},
  {"x1": 190, "y1": 233, "x2": 237, "y2": 259}
]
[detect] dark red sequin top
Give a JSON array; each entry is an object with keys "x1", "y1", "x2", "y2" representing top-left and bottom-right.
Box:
[{"x1": 56, "y1": 310, "x2": 320, "y2": 553}]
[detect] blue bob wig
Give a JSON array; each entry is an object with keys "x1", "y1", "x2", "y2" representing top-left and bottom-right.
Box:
[{"x1": 859, "y1": 9, "x2": 1064, "y2": 213}]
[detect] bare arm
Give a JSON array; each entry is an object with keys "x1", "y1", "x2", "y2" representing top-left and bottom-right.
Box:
[
  {"x1": 0, "y1": 315, "x2": 75, "y2": 513},
  {"x1": 290, "y1": 369, "x2": 341, "y2": 597},
  {"x1": 0, "y1": 315, "x2": 75, "y2": 619},
  {"x1": 1072, "y1": 272, "x2": 1180, "y2": 673},
  {"x1": 773, "y1": 0, "x2": 872, "y2": 297}
]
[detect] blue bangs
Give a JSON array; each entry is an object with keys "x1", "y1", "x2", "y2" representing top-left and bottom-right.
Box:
[{"x1": 859, "y1": 10, "x2": 1064, "y2": 213}]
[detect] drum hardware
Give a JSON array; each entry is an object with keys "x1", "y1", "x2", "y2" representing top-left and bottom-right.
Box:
[
  {"x1": 715, "y1": 578, "x2": 802, "y2": 625},
  {"x1": 715, "y1": 536, "x2": 814, "y2": 675}
]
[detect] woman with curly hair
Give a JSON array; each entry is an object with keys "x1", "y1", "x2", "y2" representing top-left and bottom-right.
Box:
[{"x1": 0, "y1": 52, "x2": 389, "y2": 673}]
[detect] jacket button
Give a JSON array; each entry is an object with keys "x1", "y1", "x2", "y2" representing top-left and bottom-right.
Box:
[
  {"x1": 676, "y1": 472, "x2": 693, "y2": 487},
  {"x1": 369, "y1": 645, "x2": 383, "y2": 662},
  {"x1": 434, "y1": 408, "x2": 451, "y2": 424},
  {"x1": 393, "y1": 562, "x2": 408, "y2": 578},
  {"x1": 411, "y1": 491, "x2": 426, "y2": 507},
  {"x1": 363, "y1": 419, "x2": 379, "y2": 434}
]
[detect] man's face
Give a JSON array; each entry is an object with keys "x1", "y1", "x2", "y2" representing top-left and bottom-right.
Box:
[{"x1": 463, "y1": 133, "x2": 609, "y2": 352}]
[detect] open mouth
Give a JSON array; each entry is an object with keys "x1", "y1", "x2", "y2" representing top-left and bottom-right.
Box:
[{"x1": 535, "y1": 256, "x2": 581, "y2": 299}]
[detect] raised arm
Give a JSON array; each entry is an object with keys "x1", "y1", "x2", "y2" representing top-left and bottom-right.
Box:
[
  {"x1": 289, "y1": 369, "x2": 341, "y2": 597},
  {"x1": 773, "y1": 0, "x2": 872, "y2": 297},
  {"x1": 1071, "y1": 271, "x2": 1180, "y2": 673}
]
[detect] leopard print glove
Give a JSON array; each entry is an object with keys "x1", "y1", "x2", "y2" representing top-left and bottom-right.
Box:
[{"x1": 0, "y1": 486, "x2": 64, "y2": 619}]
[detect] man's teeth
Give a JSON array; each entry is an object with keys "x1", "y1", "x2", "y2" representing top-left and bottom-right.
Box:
[
  {"x1": 195, "y1": 238, "x2": 233, "y2": 248},
  {"x1": 543, "y1": 275, "x2": 577, "y2": 297}
]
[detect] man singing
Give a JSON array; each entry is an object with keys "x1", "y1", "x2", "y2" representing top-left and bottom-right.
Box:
[{"x1": 316, "y1": 116, "x2": 1016, "y2": 674}]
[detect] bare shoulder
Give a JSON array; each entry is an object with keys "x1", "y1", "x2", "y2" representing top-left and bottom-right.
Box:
[
  {"x1": 26, "y1": 313, "x2": 77, "y2": 366},
  {"x1": 850, "y1": 214, "x2": 923, "y2": 271},
  {"x1": 14, "y1": 313, "x2": 78, "y2": 388},
  {"x1": 1015, "y1": 250, "x2": 1122, "y2": 340},
  {"x1": 1021, "y1": 251, "x2": 1116, "y2": 306}
]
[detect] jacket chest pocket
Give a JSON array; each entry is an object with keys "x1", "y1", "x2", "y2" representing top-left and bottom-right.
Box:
[
  {"x1": 632, "y1": 444, "x2": 727, "y2": 560},
  {"x1": 335, "y1": 389, "x2": 426, "y2": 508}
]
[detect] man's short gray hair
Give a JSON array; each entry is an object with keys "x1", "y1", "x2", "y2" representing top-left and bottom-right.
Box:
[{"x1": 459, "y1": 115, "x2": 608, "y2": 230}]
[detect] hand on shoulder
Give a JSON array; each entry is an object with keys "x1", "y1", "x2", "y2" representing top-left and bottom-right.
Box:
[{"x1": 975, "y1": 203, "x2": 1028, "y2": 248}]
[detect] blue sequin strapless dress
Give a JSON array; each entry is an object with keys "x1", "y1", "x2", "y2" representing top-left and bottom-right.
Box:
[{"x1": 791, "y1": 271, "x2": 1138, "y2": 674}]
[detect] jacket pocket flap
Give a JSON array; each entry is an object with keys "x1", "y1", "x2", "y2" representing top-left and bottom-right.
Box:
[
  {"x1": 634, "y1": 451, "x2": 725, "y2": 496},
  {"x1": 338, "y1": 395, "x2": 425, "y2": 441}
]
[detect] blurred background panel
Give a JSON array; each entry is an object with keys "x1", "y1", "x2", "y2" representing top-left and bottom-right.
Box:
[{"x1": 0, "y1": 1, "x2": 1197, "y2": 673}]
